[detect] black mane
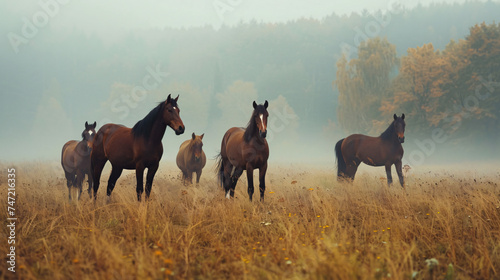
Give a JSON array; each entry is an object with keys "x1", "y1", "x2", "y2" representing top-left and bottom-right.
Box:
[
  {"x1": 243, "y1": 114, "x2": 258, "y2": 142},
  {"x1": 132, "y1": 102, "x2": 165, "y2": 139},
  {"x1": 380, "y1": 120, "x2": 396, "y2": 141},
  {"x1": 243, "y1": 105, "x2": 266, "y2": 142}
]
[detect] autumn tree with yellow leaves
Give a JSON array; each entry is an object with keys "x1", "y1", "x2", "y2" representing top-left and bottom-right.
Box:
[
  {"x1": 336, "y1": 23, "x2": 500, "y2": 143},
  {"x1": 335, "y1": 37, "x2": 398, "y2": 134}
]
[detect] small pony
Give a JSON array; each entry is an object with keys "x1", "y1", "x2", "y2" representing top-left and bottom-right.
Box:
[
  {"x1": 176, "y1": 133, "x2": 206, "y2": 185},
  {"x1": 335, "y1": 114, "x2": 406, "y2": 188},
  {"x1": 216, "y1": 101, "x2": 269, "y2": 201},
  {"x1": 61, "y1": 121, "x2": 97, "y2": 200}
]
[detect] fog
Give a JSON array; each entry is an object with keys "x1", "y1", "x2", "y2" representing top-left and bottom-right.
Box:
[{"x1": 1, "y1": 0, "x2": 499, "y2": 168}]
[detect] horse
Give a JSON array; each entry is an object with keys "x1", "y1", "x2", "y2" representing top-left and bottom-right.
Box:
[
  {"x1": 61, "y1": 121, "x2": 97, "y2": 200},
  {"x1": 176, "y1": 133, "x2": 206, "y2": 185},
  {"x1": 91, "y1": 94, "x2": 185, "y2": 201},
  {"x1": 335, "y1": 114, "x2": 406, "y2": 188},
  {"x1": 215, "y1": 101, "x2": 269, "y2": 201}
]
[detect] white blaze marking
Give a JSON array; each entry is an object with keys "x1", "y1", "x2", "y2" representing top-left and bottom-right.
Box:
[
  {"x1": 88, "y1": 131, "x2": 93, "y2": 135},
  {"x1": 260, "y1": 114, "x2": 266, "y2": 130},
  {"x1": 173, "y1": 107, "x2": 177, "y2": 110}
]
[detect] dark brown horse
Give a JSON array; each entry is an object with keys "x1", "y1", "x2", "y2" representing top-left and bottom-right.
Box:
[
  {"x1": 91, "y1": 94, "x2": 185, "y2": 201},
  {"x1": 61, "y1": 121, "x2": 97, "y2": 200},
  {"x1": 335, "y1": 114, "x2": 406, "y2": 188},
  {"x1": 216, "y1": 101, "x2": 269, "y2": 201},
  {"x1": 176, "y1": 133, "x2": 206, "y2": 185}
]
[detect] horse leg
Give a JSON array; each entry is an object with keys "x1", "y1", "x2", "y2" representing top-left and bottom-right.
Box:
[
  {"x1": 246, "y1": 163, "x2": 255, "y2": 201},
  {"x1": 395, "y1": 160, "x2": 405, "y2": 188},
  {"x1": 92, "y1": 159, "x2": 107, "y2": 200},
  {"x1": 65, "y1": 171, "x2": 74, "y2": 200},
  {"x1": 181, "y1": 170, "x2": 188, "y2": 186},
  {"x1": 259, "y1": 163, "x2": 268, "y2": 202},
  {"x1": 136, "y1": 163, "x2": 145, "y2": 201},
  {"x1": 187, "y1": 169, "x2": 193, "y2": 185},
  {"x1": 106, "y1": 166, "x2": 123, "y2": 199},
  {"x1": 229, "y1": 167, "x2": 244, "y2": 199},
  {"x1": 222, "y1": 161, "x2": 233, "y2": 198},
  {"x1": 345, "y1": 160, "x2": 359, "y2": 180},
  {"x1": 145, "y1": 163, "x2": 159, "y2": 199},
  {"x1": 76, "y1": 170, "x2": 84, "y2": 200},
  {"x1": 195, "y1": 169, "x2": 202, "y2": 184},
  {"x1": 87, "y1": 172, "x2": 93, "y2": 199},
  {"x1": 385, "y1": 164, "x2": 393, "y2": 186}
]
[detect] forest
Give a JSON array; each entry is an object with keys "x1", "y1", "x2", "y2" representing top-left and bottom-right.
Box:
[
  {"x1": 1, "y1": 1, "x2": 499, "y2": 163},
  {"x1": 335, "y1": 22, "x2": 500, "y2": 163}
]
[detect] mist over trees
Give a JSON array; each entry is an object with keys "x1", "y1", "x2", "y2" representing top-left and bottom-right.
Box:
[
  {"x1": 1, "y1": 2, "x2": 499, "y2": 162},
  {"x1": 335, "y1": 22, "x2": 500, "y2": 161}
]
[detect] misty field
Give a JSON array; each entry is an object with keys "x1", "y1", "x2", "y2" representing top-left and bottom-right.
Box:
[{"x1": 1, "y1": 161, "x2": 500, "y2": 279}]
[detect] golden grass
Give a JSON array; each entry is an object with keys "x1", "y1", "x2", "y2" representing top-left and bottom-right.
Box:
[{"x1": 1, "y1": 161, "x2": 500, "y2": 279}]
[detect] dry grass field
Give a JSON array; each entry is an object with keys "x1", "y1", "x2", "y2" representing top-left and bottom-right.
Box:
[{"x1": 1, "y1": 160, "x2": 500, "y2": 279}]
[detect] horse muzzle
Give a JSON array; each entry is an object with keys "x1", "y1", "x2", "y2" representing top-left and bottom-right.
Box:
[
  {"x1": 399, "y1": 136, "x2": 405, "y2": 143},
  {"x1": 175, "y1": 126, "x2": 185, "y2": 135},
  {"x1": 194, "y1": 156, "x2": 201, "y2": 162},
  {"x1": 259, "y1": 130, "x2": 267, "y2": 139}
]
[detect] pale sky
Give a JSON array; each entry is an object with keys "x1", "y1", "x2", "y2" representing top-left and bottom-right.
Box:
[{"x1": 2, "y1": 0, "x2": 492, "y2": 34}]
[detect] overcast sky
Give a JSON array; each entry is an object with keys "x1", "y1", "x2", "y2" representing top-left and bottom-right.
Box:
[{"x1": 2, "y1": 0, "x2": 494, "y2": 34}]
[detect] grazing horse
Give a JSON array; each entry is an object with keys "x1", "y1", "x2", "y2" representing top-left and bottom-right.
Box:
[
  {"x1": 335, "y1": 114, "x2": 406, "y2": 188},
  {"x1": 216, "y1": 101, "x2": 269, "y2": 201},
  {"x1": 176, "y1": 133, "x2": 206, "y2": 185},
  {"x1": 91, "y1": 94, "x2": 185, "y2": 201},
  {"x1": 61, "y1": 121, "x2": 97, "y2": 200}
]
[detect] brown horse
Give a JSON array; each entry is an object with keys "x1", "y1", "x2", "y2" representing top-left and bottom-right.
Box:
[
  {"x1": 216, "y1": 101, "x2": 269, "y2": 201},
  {"x1": 91, "y1": 94, "x2": 185, "y2": 201},
  {"x1": 176, "y1": 133, "x2": 206, "y2": 185},
  {"x1": 335, "y1": 114, "x2": 406, "y2": 188},
  {"x1": 61, "y1": 121, "x2": 97, "y2": 200}
]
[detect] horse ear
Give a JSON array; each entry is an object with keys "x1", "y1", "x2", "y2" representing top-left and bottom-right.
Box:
[
  {"x1": 166, "y1": 94, "x2": 172, "y2": 104},
  {"x1": 200, "y1": 133, "x2": 204, "y2": 140},
  {"x1": 92, "y1": 121, "x2": 97, "y2": 128},
  {"x1": 192, "y1": 132, "x2": 195, "y2": 140},
  {"x1": 253, "y1": 101, "x2": 257, "y2": 109},
  {"x1": 85, "y1": 121, "x2": 89, "y2": 128},
  {"x1": 402, "y1": 113, "x2": 405, "y2": 120},
  {"x1": 175, "y1": 95, "x2": 179, "y2": 102},
  {"x1": 393, "y1": 114, "x2": 397, "y2": 120},
  {"x1": 264, "y1": 100, "x2": 269, "y2": 109}
]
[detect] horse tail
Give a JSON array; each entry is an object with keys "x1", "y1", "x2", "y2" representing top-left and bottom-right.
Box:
[
  {"x1": 335, "y1": 138, "x2": 346, "y2": 179},
  {"x1": 214, "y1": 152, "x2": 224, "y2": 188}
]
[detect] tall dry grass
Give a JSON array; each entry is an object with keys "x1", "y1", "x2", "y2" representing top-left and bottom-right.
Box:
[{"x1": 1, "y1": 161, "x2": 499, "y2": 279}]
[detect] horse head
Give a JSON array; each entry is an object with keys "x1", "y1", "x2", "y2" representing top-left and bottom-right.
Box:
[
  {"x1": 393, "y1": 114, "x2": 405, "y2": 143},
  {"x1": 83, "y1": 121, "x2": 97, "y2": 151},
  {"x1": 164, "y1": 94, "x2": 185, "y2": 135},
  {"x1": 252, "y1": 100, "x2": 269, "y2": 139},
  {"x1": 191, "y1": 133, "x2": 204, "y2": 162}
]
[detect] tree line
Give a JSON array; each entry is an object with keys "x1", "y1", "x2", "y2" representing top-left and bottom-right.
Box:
[{"x1": 335, "y1": 22, "x2": 500, "y2": 152}]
